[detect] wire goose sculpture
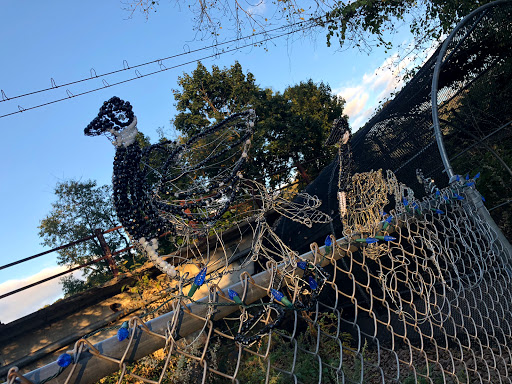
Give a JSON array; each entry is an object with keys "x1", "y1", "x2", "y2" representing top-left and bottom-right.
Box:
[{"x1": 84, "y1": 96, "x2": 330, "y2": 286}]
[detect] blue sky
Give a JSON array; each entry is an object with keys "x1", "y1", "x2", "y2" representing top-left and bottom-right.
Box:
[{"x1": 0, "y1": 1, "x2": 425, "y2": 322}]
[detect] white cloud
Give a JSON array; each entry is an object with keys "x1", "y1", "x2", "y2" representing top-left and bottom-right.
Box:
[
  {"x1": 335, "y1": 41, "x2": 438, "y2": 130},
  {"x1": 350, "y1": 107, "x2": 374, "y2": 130},
  {"x1": 0, "y1": 266, "x2": 81, "y2": 324},
  {"x1": 247, "y1": 0, "x2": 267, "y2": 16},
  {"x1": 341, "y1": 86, "x2": 369, "y2": 118},
  {"x1": 335, "y1": 54, "x2": 406, "y2": 130}
]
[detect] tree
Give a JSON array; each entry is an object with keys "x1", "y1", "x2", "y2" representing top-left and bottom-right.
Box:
[
  {"x1": 172, "y1": 61, "x2": 345, "y2": 189},
  {"x1": 124, "y1": 1, "x2": 496, "y2": 56},
  {"x1": 39, "y1": 179, "x2": 138, "y2": 296}
]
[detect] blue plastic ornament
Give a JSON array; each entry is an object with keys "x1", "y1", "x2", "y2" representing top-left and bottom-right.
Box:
[
  {"x1": 307, "y1": 276, "x2": 318, "y2": 290},
  {"x1": 382, "y1": 213, "x2": 393, "y2": 230},
  {"x1": 456, "y1": 175, "x2": 460, "y2": 181},
  {"x1": 325, "y1": 236, "x2": 332, "y2": 247},
  {"x1": 271, "y1": 289, "x2": 284, "y2": 302},
  {"x1": 228, "y1": 289, "x2": 239, "y2": 301},
  {"x1": 474, "y1": 172, "x2": 480, "y2": 180},
  {"x1": 271, "y1": 289, "x2": 293, "y2": 308},
  {"x1": 465, "y1": 174, "x2": 469, "y2": 180},
  {"x1": 57, "y1": 353, "x2": 72, "y2": 368},
  {"x1": 376, "y1": 235, "x2": 394, "y2": 241},
  {"x1": 117, "y1": 327, "x2": 130, "y2": 342},
  {"x1": 382, "y1": 211, "x2": 393, "y2": 230},
  {"x1": 228, "y1": 288, "x2": 243, "y2": 305},
  {"x1": 481, "y1": 195, "x2": 486, "y2": 202},
  {"x1": 188, "y1": 267, "x2": 207, "y2": 298},
  {"x1": 366, "y1": 237, "x2": 378, "y2": 244},
  {"x1": 297, "y1": 261, "x2": 308, "y2": 270},
  {"x1": 194, "y1": 267, "x2": 207, "y2": 286},
  {"x1": 402, "y1": 197, "x2": 409, "y2": 206}
]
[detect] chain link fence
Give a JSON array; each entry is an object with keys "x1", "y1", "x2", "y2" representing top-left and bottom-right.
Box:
[{"x1": 4, "y1": 2, "x2": 512, "y2": 383}]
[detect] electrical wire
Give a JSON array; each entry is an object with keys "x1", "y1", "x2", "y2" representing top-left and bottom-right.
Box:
[
  {"x1": 0, "y1": 22, "x2": 320, "y2": 120},
  {"x1": 0, "y1": 16, "x2": 326, "y2": 105}
]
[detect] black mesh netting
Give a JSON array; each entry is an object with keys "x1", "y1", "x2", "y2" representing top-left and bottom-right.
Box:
[
  {"x1": 276, "y1": 0, "x2": 512, "y2": 250},
  {"x1": 8, "y1": 3, "x2": 512, "y2": 384}
]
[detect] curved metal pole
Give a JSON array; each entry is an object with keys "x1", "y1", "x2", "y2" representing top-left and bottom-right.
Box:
[
  {"x1": 439, "y1": 117, "x2": 512, "y2": 177},
  {"x1": 431, "y1": 0, "x2": 511, "y2": 183}
]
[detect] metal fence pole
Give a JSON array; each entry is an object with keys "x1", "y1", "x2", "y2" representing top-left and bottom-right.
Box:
[
  {"x1": 466, "y1": 188, "x2": 512, "y2": 261},
  {"x1": 95, "y1": 229, "x2": 119, "y2": 277},
  {"x1": 431, "y1": 0, "x2": 510, "y2": 183}
]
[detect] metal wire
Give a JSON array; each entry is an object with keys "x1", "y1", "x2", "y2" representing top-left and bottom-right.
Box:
[
  {"x1": 8, "y1": 175, "x2": 512, "y2": 384},
  {"x1": 3, "y1": 3, "x2": 512, "y2": 384}
]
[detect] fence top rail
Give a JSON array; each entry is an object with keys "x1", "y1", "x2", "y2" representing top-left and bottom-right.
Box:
[{"x1": 3, "y1": 228, "x2": 354, "y2": 384}]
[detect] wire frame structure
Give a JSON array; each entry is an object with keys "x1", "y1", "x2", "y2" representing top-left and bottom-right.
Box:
[
  {"x1": 275, "y1": 0, "x2": 512, "y2": 251},
  {"x1": 431, "y1": 0, "x2": 512, "y2": 241},
  {"x1": 8, "y1": 171, "x2": 512, "y2": 384},
  {"x1": 5, "y1": 2, "x2": 512, "y2": 384}
]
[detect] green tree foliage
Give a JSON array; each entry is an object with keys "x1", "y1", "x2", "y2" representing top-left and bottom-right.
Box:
[
  {"x1": 125, "y1": 0, "x2": 496, "y2": 54},
  {"x1": 173, "y1": 61, "x2": 345, "y2": 188},
  {"x1": 38, "y1": 179, "x2": 137, "y2": 296},
  {"x1": 321, "y1": 0, "x2": 492, "y2": 49}
]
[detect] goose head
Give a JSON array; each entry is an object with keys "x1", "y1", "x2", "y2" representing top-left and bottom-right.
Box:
[{"x1": 84, "y1": 96, "x2": 138, "y2": 147}]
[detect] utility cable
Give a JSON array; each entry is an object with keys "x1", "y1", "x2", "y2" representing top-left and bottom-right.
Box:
[
  {"x1": 0, "y1": 22, "x2": 320, "y2": 120},
  {"x1": 0, "y1": 17, "x2": 326, "y2": 105}
]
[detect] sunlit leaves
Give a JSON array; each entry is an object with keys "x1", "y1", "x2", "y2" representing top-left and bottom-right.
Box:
[{"x1": 173, "y1": 62, "x2": 345, "y2": 189}]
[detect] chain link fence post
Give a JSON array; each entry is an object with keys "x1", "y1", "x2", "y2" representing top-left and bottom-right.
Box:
[{"x1": 95, "y1": 229, "x2": 119, "y2": 277}]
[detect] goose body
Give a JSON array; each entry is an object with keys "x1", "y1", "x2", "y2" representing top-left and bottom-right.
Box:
[{"x1": 85, "y1": 97, "x2": 255, "y2": 278}]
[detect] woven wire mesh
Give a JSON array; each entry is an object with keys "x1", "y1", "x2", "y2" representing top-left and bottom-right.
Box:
[
  {"x1": 430, "y1": 1, "x2": 512, "y2": 240},
  {"x1": 6, "y1": 3, "x2": 512, "y2": 384},
  {"x1": 275, "y1": 1, "x2": 512, "y2": 251},
  {"x1": 12, "y1": 176, "x2": 511, "y2": 384},
  {"x1": 354, "y1": 2, "x2": 512, "y2": 192}
]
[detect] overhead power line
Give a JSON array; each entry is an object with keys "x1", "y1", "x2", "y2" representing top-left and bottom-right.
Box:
[
  {"x1": 0, "y1": 21, "x2": 321, "y2": 120},
  {"x1": 0, "y1": 25, "x2": 317, "y2": 120},
  {"x1": 0, "y1": 17, "x2": 325, "y2": 106}
]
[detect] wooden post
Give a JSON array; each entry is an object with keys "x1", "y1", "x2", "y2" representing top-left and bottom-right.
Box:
[
  {"x1": 295, "y1": 162, "x2": 310, "y2": 184},
  {"x1": 95, "y1": 229, "x2": 119, "y2": 277}
]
